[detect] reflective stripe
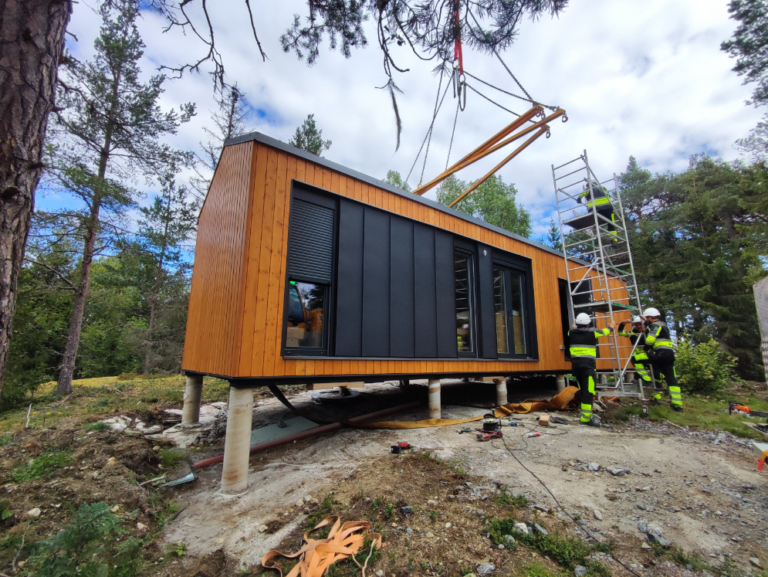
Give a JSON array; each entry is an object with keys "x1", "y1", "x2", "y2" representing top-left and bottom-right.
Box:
[
  {"x1": 588, "y1": 376, "x2": 596, "y2": 394},
  {"x1": 587, "y1": 197, "x2": 611, "y2": 208},
  {"x1": 633, "y1": 352, "x2": 649, "y2": 361},
  {"x1": 595, "y1": 328, "x2": 611, "y2": 337},
  {"x1": 570, "y1": 346, "x2": 596, "y2": 358},
  {"x1": 652, "y1": 339, "x2": 674, "y2": 350}
]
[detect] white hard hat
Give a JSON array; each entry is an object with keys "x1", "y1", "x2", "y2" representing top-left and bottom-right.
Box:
[
  {"x1": 632, "y1": 316, "x2": 643, "y2": 323},
  {"x1": 575, "y1": 313, "x2": 592, "y2": 326},
  {"x1": 643, "y1": 307, "x2": 660, "y2": 318}
]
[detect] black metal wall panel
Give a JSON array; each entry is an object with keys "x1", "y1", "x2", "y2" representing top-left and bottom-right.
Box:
[
  {"x1": 434, "y1": 230, "x2": 457, "y2": 358},
  {"x1": 390, "y1": 218, "x2": 415, "y2": 357},
  {"x1": 413, "y1": 223, "x2": 438, "y2": 358},
  {"x1": 335, "y1": 200, "x2": 364, "y2": 356},
  {"x1": 477, "y1": 243, "x2": 497, "y2": 359},
  {"x1": 286, "y1": 198, "x2": 335, "y2": 284},
  {"x1": 361, "y1": 208, "x2": 391, "y2": 357}
]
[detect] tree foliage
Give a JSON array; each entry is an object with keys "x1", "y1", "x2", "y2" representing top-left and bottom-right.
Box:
[
  {"x1": 722, "y1": 0, "x2": 768, "y2": 108},
  {"x1": 383, "y1": 169, "x2": 411, "y2": 191},
  {"x1": 289, "y1": 114, "x2": 332, "y2": 156},
  {"x1": 620, "y1": 155, "x2": 768, "y2": 379},
  {"x1": 436, "y1": 174, "x2": 531, "y2": 237}
]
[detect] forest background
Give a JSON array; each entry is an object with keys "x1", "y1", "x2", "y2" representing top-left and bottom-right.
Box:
[{"x1": 2, "y1": 0, "x2": 768, "y2": 408}]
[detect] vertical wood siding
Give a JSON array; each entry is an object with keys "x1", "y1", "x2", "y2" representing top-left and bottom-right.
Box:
[
  {"x1": 182, "y1": 141, "x2": 632, "y2": 378},
  {"x1": 181, "y1": 143, "x2": 253, "y2": 375}
]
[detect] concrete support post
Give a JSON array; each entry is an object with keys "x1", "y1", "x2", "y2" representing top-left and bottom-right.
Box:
[
  {"x1": 496, "y1": 379, "x2": 508, "y2": 406},
  {"x1": 556, "y1": 375, "x2": 566, "y2": 393},
  {"x1": 221, "y1": 387, "x2": 254, "y2": 495},
  {"x1": 599, "y1": 373, "x2": 608, "y2": 386},
  {"x1": 428, "y1": 379, "x2": 441, "y2": 419},
  {"x1": 182, "y1": 374, "x2": 203, "y2": 425}
]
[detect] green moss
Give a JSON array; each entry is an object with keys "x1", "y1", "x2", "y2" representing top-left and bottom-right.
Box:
[{"x1": 13, "y1": 450, "x2": 72, "y2": 482}]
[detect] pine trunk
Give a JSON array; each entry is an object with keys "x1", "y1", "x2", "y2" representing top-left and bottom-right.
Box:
[{"x1": 0, "y1": 0, "x2": 71, "y2": 395}]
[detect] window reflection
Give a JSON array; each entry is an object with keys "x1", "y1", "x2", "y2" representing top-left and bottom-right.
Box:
[
  {"x1": 454, "y1": 251, "x2": 474, "y2": 354},
  {"x1": 510, "y1": 270, "x2": 526, "y2": 354},
  {"x1": 493, "y1": 268, "x2": 509, "y2": 354},
  {"x1": 285, "y1": 281, "x2": 325, "y2": 348}
]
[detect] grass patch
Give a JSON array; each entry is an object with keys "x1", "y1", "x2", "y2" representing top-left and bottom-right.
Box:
[
  {"x1": 493, "y1": 490, "x2": 528, "y2": 508},
  {"x1": 84, "y1": 421, "x2": 110, "y2": 432},
  {"x1": 158, "y1": 448, "x2": 186, "y2": 468},
  {"x1": 614, "y1": 405, "x2": 644, "y2": 421},
  {"x1": 649, "y1": 395, "x2": 767, "y2": 439},
  {"x1": 652, "y1": 543, "x2": 713, "y2": 573},
  {"x1": 13, "y1": 450, "x2": 72, "y2": 482},
  {"x1": 0, "y1": 434, "x2": 12, "y2": 446},
  {"x1": 305, "y1": 495, "x2": 334, "y2": 530},
  {"x1": 522, "y1": 561, "x2": 559, "y2": 577}
]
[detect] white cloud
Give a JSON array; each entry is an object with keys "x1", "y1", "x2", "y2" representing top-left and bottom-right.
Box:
[{"x1": 61, "y1": 0, "x2": 761, "y2": 238}]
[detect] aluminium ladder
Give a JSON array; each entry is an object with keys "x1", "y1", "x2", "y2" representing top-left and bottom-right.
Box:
[{"x1": 551, "y1": 150, "x2": 647, "y2": 400}]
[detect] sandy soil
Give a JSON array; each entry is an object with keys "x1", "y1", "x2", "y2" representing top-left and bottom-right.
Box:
[{"x1": 163, "y1": 381, "x2": 768, "y2": 576}]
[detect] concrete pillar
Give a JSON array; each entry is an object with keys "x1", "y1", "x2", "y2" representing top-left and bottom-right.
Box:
[
  {"x1": 221, "y1": 387, "x2": 254, "y2": 495},
  {"x1": 599, "y1": 373, "x2": 608, "y2": 386},
  {"x1": 428, "y1": 379, "x2": 441, "y2": 419},
  {"x1": 496, "y1": 379, "x2": 508, "y2": 406},
  {"x1": 556, "y1": 375, "x2": 566, "y2": 393},
  {"x1": 182, "y1": 374, "x2": 203, "y2": 425}
]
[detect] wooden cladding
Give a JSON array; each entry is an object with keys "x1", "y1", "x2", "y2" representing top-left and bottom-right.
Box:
[{"x1": 182, "y1": 136, "x2": 632, "y2": 380}]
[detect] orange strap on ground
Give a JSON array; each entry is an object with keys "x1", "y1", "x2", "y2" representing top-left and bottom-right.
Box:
[
  {"x1": 365, "y1": 386, "x2": 580, "y2": 429},
  {"x1": 261, "y1": 516, "x2": 382, "y2": 577}
]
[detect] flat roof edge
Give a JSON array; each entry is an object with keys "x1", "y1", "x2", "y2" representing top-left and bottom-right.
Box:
[{"x1": 224, "y1": 131, "x2": 568, "y2": 261}]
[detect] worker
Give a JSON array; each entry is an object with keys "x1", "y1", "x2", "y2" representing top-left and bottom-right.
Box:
[
  {"x1": 578, "y1": 181, "x2": 617, "y2": 238},
  {"x1": 568, "y1": 312, "x2": 614, "y2": 427},
  {"x1": 618, "y1": 316, "x2": 653, "y2": 387},
  {"x1": 642, "y1": 307, "x2": 683, "y2": 412}
]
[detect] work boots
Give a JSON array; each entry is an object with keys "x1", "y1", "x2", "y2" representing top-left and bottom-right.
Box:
[
  {"x1": 580, "y1": 418, "x2": 601, "y2": 428},
  {"x1": 671, "y1": 405, "x2": 683, "y2": 413}
]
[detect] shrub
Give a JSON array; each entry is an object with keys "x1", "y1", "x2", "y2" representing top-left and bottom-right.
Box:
[
  {"x1": 24, "y1": 502, "x2": 142, "y2": 576},
  {"x1": 675, "y1": 338, "x2": 737, "y2": 394},
  {"x1": 13, "y1": 450, "x2": 72, "y2": 482}
]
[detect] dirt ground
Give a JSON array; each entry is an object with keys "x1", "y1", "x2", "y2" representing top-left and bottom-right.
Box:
[
  {"x1": 1, "y1": 379, "x2": 767, "y2": 577},
  {"x1": 161, "y1": 381, "x2": 768, "y2": 576}
]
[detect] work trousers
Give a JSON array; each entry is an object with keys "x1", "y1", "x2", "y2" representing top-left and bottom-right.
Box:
[
  {"x1": 573, "y1": 366, "x2": 597, "y2": 423},
  {"x1": 596, "y1": 207, "x2": 617, "y2": 236},
  {"x1": 631, "y1": 358, "x2": 652, "y2": 383},
  {"x1": 648, "y1": 349, "x2": 683, "y2": 407}
]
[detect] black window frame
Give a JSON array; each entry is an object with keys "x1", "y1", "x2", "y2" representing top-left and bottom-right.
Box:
[
  {"x1": 453, "y1": 245, "x2": 478, "y2": 358},
  {"x1": 281, "y1": 184, "x2": 338, "y2": 357},
  {"x1": 491, "y1": 251, "x2": 538, "y2": 360}
]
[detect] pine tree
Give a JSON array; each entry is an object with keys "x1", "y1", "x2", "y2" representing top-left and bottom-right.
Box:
[
  {"x1": 545, "y1": 218, "x2": 562, "y2": 251},
  {"x1": 46, "y1": 2, "x2": 194, "y2": 394},
  {"x1": 722, "y1": 0, "x2": 768, "y2": 107},
  {"x1": 288, "y1": 114, "x2": 332, "y2": 156}
]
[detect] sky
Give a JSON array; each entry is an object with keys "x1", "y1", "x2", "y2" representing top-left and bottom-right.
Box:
[{"x1": 59, "y1": 0, "x2": 763, "y2": 241}]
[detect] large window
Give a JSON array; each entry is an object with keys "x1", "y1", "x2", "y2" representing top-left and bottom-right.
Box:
[
  {"x1": 454, "y1": 250, "x2": 475, "y2": 355},
  {"x1": 493, "y1": 265, "x2": 528, "y2": 356},
  {"x1": 285, "y1": 281, "x2": 327, "y2": 349}
]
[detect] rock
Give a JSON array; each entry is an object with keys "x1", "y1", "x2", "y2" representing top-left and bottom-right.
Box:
[
  {"x1": 427, "y1": 499, "x2": 438, "y2": 507},
  {"x1": 477, "y1": 563, "x2": 495, "y2": 576},
  {"x1": 401, "y1": 506, "x2": 413, "y2": 515},
  {"x1": 750, "y1": 558, "x2": 761, "y2": 568},
  {"x1": 141, "y1": 425, "x2": 163, "y2": 435},
  {"x1": 498, "y1": 544, "x2": 504, "y2": 550},
  {"x1": 505, "y1": 535, "x2": 516, "y2": 544},
  {"x1": 376, "y1": 571, "x2": 384, "y2": 577},
  {"x1": 303, "y1": 495, "x2": 313, "y2": 503},
  {"x1": 533, "y1": 505, "x2": 549, "y2": 513},
  {"x1": 136, "y1": 522, "x2": 148, "y2": 531},
  {"x1": 588, "y1": 462, "x2": 600, "y2": 472},
  {"x1": 259, "y1": 524, "x2": 268, "y2": 533},
  {"x1": 101, "y1": 416, "x2": 130, "y2": 432},
  {"x1": 646, "y1": 533, "x2": 671, "y2": 548},
  {"x1": 574, "y1": 566, "x2": 588, "y2": 577},
  {"x1": 406, "y1": 528, "x2": 412, "y2": 535},
  {"x1": 124, "y1": 429, "x2": 144, "y2": 437},
  {"x1": 111, "y1": 505, "x2": 120, "y2": 513},
  {"x1": 637, "y1": 521, "x2": 648, "y2": 533},
  {"x1": 593, "y1": 509, "x2": 603, "y2": 521},
  {"x1": 475, "y1": 509, "x2": 486, "y2": 516},
  {"x1": 445, "y1": 523, "x2": 452, "y2": 529},
  {"x1": 606, "y1": 467, "x2": 629, "y2": 477},
  {"x1": 514, "y1": 522, "x2": 528, "y2": 535},
  {"x1": 25, "y1": 507, "x2": 41, "y2": 518},
  {"x1": 295, "y1": 499, "x2": 304, "y2": 508},
  {"x1": 636, "y1": 504, "x2": 646, "y2": 511},
  {"x1": 533, "y1": 523, "x2": 548, "y2": 536},
  {"x1": 425, "y1": 531, "x2": 435, "y2": 539}
]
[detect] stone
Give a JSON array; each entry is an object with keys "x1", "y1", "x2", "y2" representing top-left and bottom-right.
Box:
[
  {"x1": 498, "y1": 544, "x2": 504, "y2": 550},
  {"x1": 376, "y1": 571, "x2": 384, "y2": 577},
  {"x1": 593, "y1": 510, "x2": 603, "y2": 521},
  {"x1": 646, "y1": 533, "x2": 671, "y2": 548},
  {"x1": 25, "y1": 507, "x2": 41, "y2": 518},
  {"x1": 136, "y1": 522, "x2": 148, "y2": 531},
  {"x1": 588, "y1": 462, "x2": 600, "y2": 472},
  {"x1": 574, "y1": 566, "x2": 588, "y2": 577},
  {"x1": 304, "y1": 495, "x2": 313, "y2": 502},
  {"x1": 475, "y1": 509, "x2": 486, "y2": 516},
  {"x1": 533, "y1": 523, "x2": 549, "y2": 536},
  {"x1": 606, "y1": 467, "x2": 629, "y2": 477},
  {"x1": 111, "y1": 505, "x2": 120, "y2": 513},
  {"x1": 514, "y1": 522, "x2": 528, "y2": 535},
  {"x1": 401, "y1": 506, "x2": 413, "y2": 515},
  {"x1": 406, "y1": 528, "x2": 413, "y2": 535},
  {"x1": 637, "y1": 521, "x2": 649, "y2": 533},
  {"x1": 427, "y1": 499, "x2": 438, "y2": 507},
  {"x1": 636, "y1": 504, "x2": 646, "y2": 511},
  {"x1": 445, "y1": 523, "x2": 452, "y2": 529},
  {"x1": 477, "y1": 563, "x2": 495, "y2": 576},
  {"x1": 750, "y1": 558, "x2": 761, "y2": 568},
  {"x1": 259, "y1": 525, "x2": 268, "y2": 533},
  {"x1": 505, "y1": 535, "x2": 516, "y2": 544},
  {"x1": 295, "y1": 499, "x2": 304, "y2": 508}
]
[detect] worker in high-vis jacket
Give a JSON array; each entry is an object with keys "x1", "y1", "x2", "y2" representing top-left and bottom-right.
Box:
[
  {"x1": 578, "y1": 181, "x2": 617, "y2": 238},
  {"x1": 642, "y1": 307, "x2": 683, "y2": 412},
  {"x1": 618, "y1": 316, "x2": 652, "y2": 386},
  {"x1": 568, "y1": 313, "x2": 614, "y2": 427}
]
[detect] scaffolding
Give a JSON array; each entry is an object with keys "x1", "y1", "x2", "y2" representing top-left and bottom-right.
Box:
[{"x1": 551, "y1": 150, "x2": 647, "y2": 400}]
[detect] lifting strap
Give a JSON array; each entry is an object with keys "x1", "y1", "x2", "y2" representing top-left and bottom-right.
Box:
[{"x1": 261, "y1": 516, "x2": 382, "y2": 577}]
